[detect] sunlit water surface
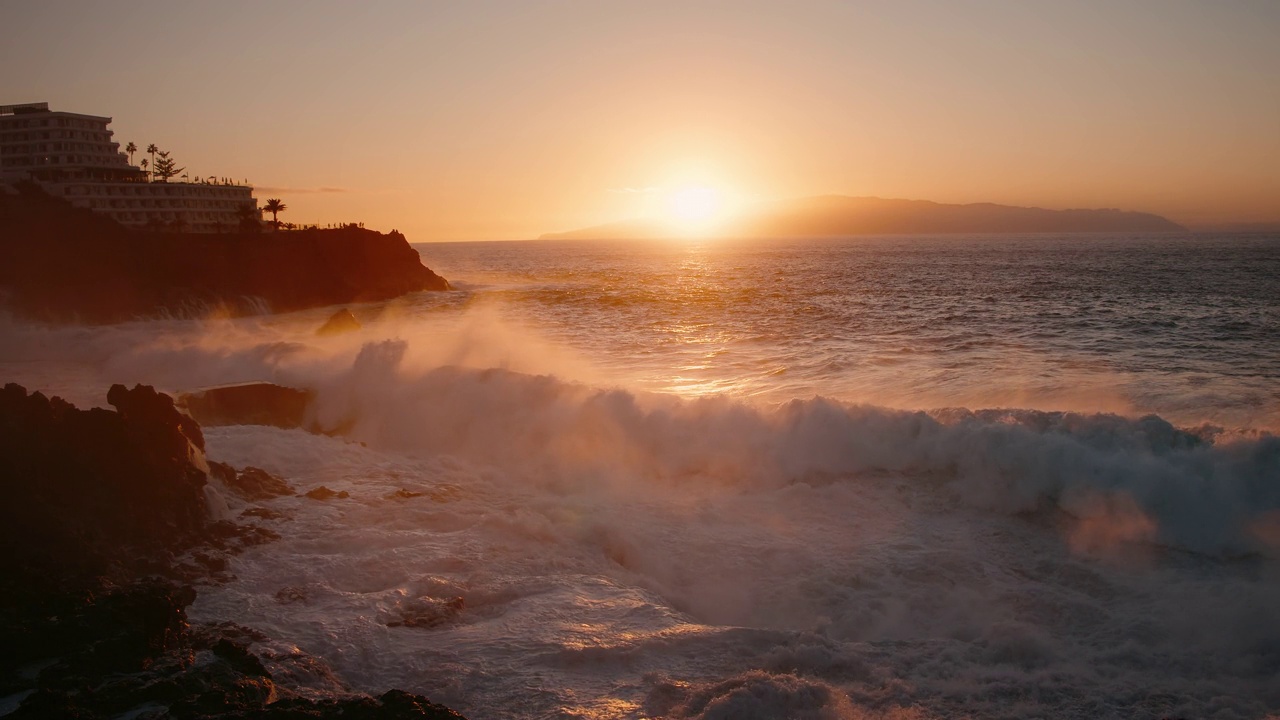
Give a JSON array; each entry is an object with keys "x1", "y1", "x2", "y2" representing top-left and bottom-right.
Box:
[{"x1": 420, "y1": 233, "x2": 1280, "y2": 429}]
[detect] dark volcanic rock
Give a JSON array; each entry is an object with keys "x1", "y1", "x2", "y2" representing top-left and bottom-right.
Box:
[
  {"x1": 181, "y1": 382, "x2": 315, "y2": 429},
  {"x1": 304, "y1": 486, "x2": 350, "y2": 501},
  {"x1": 7, "y1": 601, "x2": 467, "y2": 719},
  {"x1": 0, "y1": 382, "x2": 210, "y2": 593},
  {"x1": 0, "y1": 185, "x2": 450, "y2": 324},
  {"x1": 317, "y1": 308, "x2": 362, "y2": 335},
  {"x1": 0, "y1": 383, "x2": 470, "y2": 719},
  {"x1": 211, "y1": 461, "x2": 295, "y2": 501},
  {"x1": 386, "y1": 596, "x2": 466, "y2": 629}
]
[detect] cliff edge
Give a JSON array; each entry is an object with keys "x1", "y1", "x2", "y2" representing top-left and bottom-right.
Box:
[{"x1": 0, "y1": 184, "x2": 450, "y2": 323}]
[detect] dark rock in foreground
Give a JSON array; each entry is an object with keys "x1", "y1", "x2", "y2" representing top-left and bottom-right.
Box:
[
  {"x1": 5, "y1": 587, "x2": 466, "y2": 718},
  {"x1": 0, "y1": 185, "x2": 450, "y2": 324},
  {"x1": 0, "y1": 382, "x2": 210, "y2": 592},
  {"x1": 0, "y1": 383, "x2": 468, "y2": 719}
]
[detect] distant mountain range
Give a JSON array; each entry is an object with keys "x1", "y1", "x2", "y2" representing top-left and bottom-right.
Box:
[{"x1": 539, "y1": 195, "x2": 1185, "y2": 240}]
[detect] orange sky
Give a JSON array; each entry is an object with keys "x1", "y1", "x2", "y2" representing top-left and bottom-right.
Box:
[{"x1": 3, "y1": 0, "x2": 1278, "y2": 240}]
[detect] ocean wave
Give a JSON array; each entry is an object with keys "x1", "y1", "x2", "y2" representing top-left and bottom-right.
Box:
[{"x1": 306, "y1": 339, "x2": 1279, "y2": 557}]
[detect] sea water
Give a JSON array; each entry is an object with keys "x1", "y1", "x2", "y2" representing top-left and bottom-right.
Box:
[{"x1": 1, "y1": 233, "x2": 1278, "y2": 719}]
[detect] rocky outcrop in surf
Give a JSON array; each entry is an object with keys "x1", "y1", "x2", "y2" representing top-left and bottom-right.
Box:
[
  {"x1": 180, "y1": 383, "x2": 315, "y2": 430},
  {"x1": 0, "y1": 184, "x2": 450, "y2": 324},
  {"x1": 0, "y1": 382, "x2": 468, "y2": 719}
]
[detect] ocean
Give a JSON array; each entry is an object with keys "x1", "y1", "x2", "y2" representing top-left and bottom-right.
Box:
[{"x1": 2, "y1": 233, "x2": 1278, "y2": 718}]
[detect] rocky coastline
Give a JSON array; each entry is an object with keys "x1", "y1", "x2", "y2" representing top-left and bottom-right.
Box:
[
  {"x1": 0, "y1": 184, "x2": 450, "y2": 324},
  {"x1": 0, "y1": 382, "x2": 467, "y2": 719}
]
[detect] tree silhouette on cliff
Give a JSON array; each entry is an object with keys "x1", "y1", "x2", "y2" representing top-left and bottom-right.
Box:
[
  {"x1": 146, "y1": 144, "x2": 158, "y2": 181},
  {"x1": 152, "y1": 151, "x2": 184, "y2": 182},
  {"x1": 125, "y1": 142, "x2": 137, "y2": 164},
  {"x1": 263, "y1": 198, "x2": 287, "y2": 230}
]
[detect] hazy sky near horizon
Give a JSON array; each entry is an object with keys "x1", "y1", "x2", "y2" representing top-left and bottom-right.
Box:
[{"x1": 3, "y1": 0, "x2": 1278, "y2": 240}]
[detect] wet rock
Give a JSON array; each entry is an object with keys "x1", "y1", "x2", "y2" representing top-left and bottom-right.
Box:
[
  {"x1": 210, "y1": 459, "x2": 237, "y2": 483},
  {"x1": 221, "y1": 466, "x2": 294, "y2": 501},
  {"x1": 109, "y1": 382, "x2": 206, "y2": 452},
  {"x1": 192, "y1": 551, "x2": 229, "y2": 573},
  {"x1": 274, "y1": 587, "x2": 309, "y2": 605},
  {"x1": 0, "y1": 383, "x2": 469, "y2": 720},
  {"x1": 387, "y1": 488, "x2": 425, "y2": 500},
  {"x1": 9, "y1": 618, "x2": 468, "y2": 718},
  {"x1": 386, "y1": 596, "x2": 465, "y2": 629},
  {"x1": 205, "y1": 521, "x2": 282, "y2": 553},
  {"x1": 240, "y1": 507, "x2": 285, "y2": 521},
  {"x1": 180, "y1": 383, "x2": 315, "y2": 430},
  {"x1": 317, "y1": 308, "x2": 362, "y2": 335},
  {"x1": 304, "y1": 486, "x2": 350, "y2": 501},
  {"x1": 0, "y1": 383, "x2": 210, "y2": 596}
]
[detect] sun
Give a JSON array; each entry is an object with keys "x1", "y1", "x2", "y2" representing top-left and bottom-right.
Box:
[{"x1": 664, "y1": 184, "x2": 727, "y2": 234}]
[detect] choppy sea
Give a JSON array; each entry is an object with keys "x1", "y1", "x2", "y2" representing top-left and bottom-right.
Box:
[{"x1": 2, "y1": 233, "x2": 1278, "y2": 719}]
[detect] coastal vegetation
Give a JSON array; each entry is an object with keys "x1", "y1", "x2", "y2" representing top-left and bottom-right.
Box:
[
  {"x1": 151, "y1": 150, "x2": 184, "y2": 182},
  {"x1": 262, "y1": 198, "x2": 287, "y2": 230}
]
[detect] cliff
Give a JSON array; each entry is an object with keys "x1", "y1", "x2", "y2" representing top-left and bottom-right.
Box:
[
  {"x1": 0, "y1": 184, "x2": 450, "y2": 323},
  {"x1": 540, "y1": 195, "x2": 1186, "y2": 240}
]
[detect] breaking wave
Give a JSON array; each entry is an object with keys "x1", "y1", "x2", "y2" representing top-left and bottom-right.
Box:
[{"x1": 312, "y1": 339, "x2": 1280, "y2": 557}]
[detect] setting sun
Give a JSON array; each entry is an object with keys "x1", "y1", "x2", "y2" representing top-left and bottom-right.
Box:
[{"x1": 664, "y1": 184, "x2": 728, "y2": 234}]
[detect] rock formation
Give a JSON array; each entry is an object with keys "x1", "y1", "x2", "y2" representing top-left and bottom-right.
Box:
[
  {"x1": 0, "y1": 184, "x2": 450, "y2": 324},
  {"x1": 318, "y1": 308, "x2": 363, "y2": 335},
  {"x1": 180, "y1": 383, "x2": 315, "y2": 429},
  {"x1": 0, "y1": 383, "x2": 468, "y2": 719}
]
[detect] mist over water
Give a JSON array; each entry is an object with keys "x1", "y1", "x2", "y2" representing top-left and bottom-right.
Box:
[{"x1": 2, "y1": 233, "x2": 1278, "y2": 718}]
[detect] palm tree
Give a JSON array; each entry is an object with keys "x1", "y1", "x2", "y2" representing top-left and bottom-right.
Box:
[
  {"x1": 146, "y1": 144, "x2": 158, "y2": 181},
  {"x1": 139, "y1": 158, "x2": 148, "y2": 176},
  {"x1": 125, "y1": 142, "x2": 137, "y2": 164},
  {"x1": 263, "y1": 198, "x2": 287, "y2": 230}
]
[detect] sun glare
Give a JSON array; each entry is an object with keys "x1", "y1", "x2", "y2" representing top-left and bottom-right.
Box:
[{"x1": 664, "y1": 184, "x2": 727, "y2": 235}]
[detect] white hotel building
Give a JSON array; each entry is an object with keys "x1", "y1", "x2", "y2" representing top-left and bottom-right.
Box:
[{"x1": 0, "y1": 102, "x2": 260, "y2": 232}]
